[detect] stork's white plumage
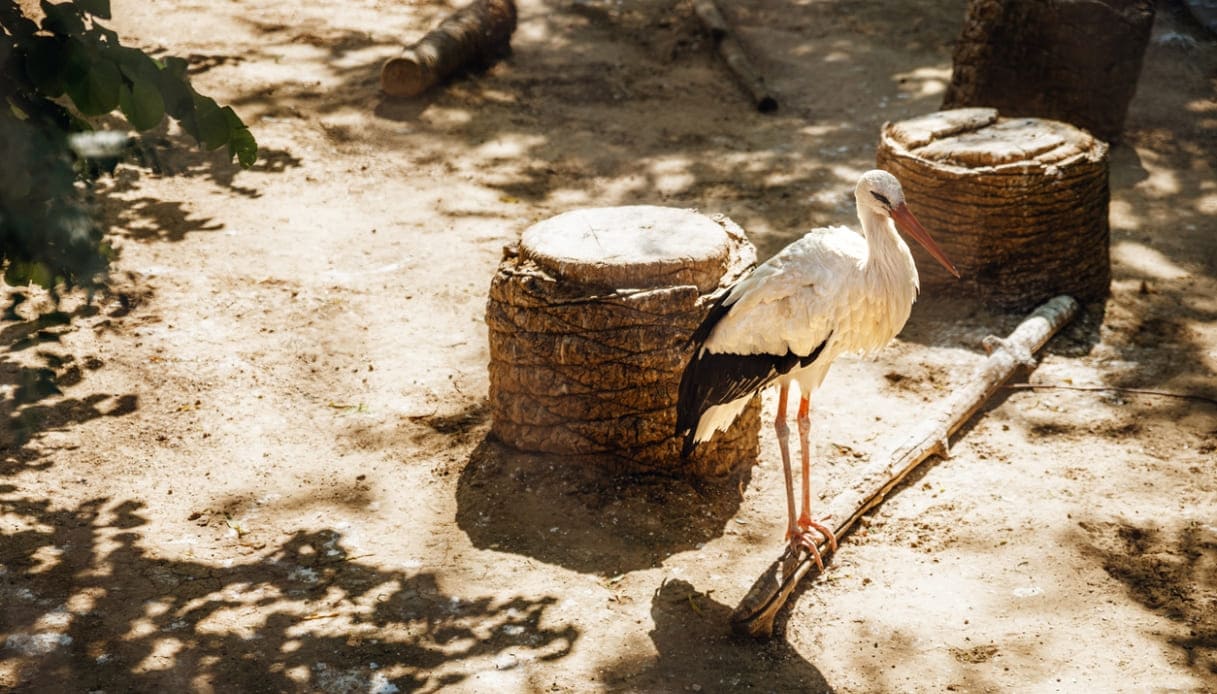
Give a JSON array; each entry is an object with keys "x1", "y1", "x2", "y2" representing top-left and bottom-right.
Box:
[{"x1": 676, "y1": 170, "x2": 958, "y2": 567}]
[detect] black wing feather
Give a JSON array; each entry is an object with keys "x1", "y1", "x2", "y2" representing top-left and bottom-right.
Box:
[{"x1": 676, "y1": 297, "x2": 830, "y2": 457}]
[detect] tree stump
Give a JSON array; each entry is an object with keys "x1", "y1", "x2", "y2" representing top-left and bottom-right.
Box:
[
  {"x1": 941, "y1": 0, "x2": 1155, "y2": 143},
  {"x1": 876, "y1": 108, "x2": 1110, "y2": 309},
  {"x1": 486, "y1": 206, "x2": 760, "y2": 477}
]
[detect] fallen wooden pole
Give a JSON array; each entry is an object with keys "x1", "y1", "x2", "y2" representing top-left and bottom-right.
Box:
[
  {"x1": 692, "y1": 0, "x2": 777, "y2": 113},
  {"x1": 380, "y1": 0, "x2": 517, "y2": 98},
  {"x1": 730, "y1": 294, "x2": 1080, "y2": 638}
]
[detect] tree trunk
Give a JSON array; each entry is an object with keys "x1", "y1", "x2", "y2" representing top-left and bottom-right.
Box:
[
  {"x1": 486, "y1": 206, "x2": 760, "y2": 477},
  {"x1": 941, "y1": 0, "x2": 1155, "y2": 142},
  {"x1": 877, "y1": 108, "x2": 1110, "y2": 309}
]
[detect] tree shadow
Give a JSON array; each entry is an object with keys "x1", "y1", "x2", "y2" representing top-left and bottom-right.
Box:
[
  {"x1": 1075, "y1": 519, "x2": 1217, "y2": 679},
  {"x1": 600, "y1": 578, "x2": 833, "y2": 691},
  {"x1": 0, "y1": 296, "x2": 140, "y2": 470},
  {"x1": 0, "y1": 491, "x2": 579, "y2": 692},
  {"x1": 455, "y1": 436, "x2": 751, "y2": 576}
]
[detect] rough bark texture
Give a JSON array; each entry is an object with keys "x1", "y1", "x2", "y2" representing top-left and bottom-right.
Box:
[
  {"x1": 731, "y1": 295, "x2": 1081, "y2": 639},
  {"x1": 380, "y1": 0, "x2": 517, "y2": 98},
  {"x1": 941, "y1": 0, "x2": 1155, "y2": 143},
  {"x1": 877, "y1": 108, "x2": 1110, "y2": 309},
  {"x1": 486, "y1": 207, "x2": 760, "y2": 477}
]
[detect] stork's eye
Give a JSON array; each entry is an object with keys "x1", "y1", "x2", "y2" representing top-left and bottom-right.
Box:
[{"x1": 871, "y1": 192, "x2": 891, "y2": 207}]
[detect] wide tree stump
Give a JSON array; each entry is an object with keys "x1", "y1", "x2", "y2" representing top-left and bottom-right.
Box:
[
  {"x1": 876, "y1": 108, "x2": 1110, "y2": 308},
  {"x1": 941, "y1": 0, "x2": 1155, "y2": 143},
  {"x1": 486, "y1": 206, "x2": 760, "y2": 476}
]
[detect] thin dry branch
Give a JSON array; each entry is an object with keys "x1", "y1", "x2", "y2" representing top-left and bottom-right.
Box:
[
  {"x1": 730, "y1": 295, "x2": 1080, "y2": 638},
  {"x1": 1004, "y1": 383, "x2": 1217, "y2": 407}
]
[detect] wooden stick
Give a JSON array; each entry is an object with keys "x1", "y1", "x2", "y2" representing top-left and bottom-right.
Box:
[
  {"x1": 730, "y1": 295, "x2": 1080, "y2": 638},
  {"x1": 380, "y1": 0, "x2": 517, "y2": 98},
  {"x1": 692, "y1": 0, "x2": 777, "y2": 113}
]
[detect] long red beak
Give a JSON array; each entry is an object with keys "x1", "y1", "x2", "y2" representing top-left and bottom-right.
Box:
[{"x1": 891, "y1": 203, "x2": 959, "y2": 278}]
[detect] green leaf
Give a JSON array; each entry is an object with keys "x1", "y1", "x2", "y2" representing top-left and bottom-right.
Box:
[
  {"x1": 228, "y1": 126, "x2": 258, "y2": 167},
  {"x1": 118, "y1": 79, "x2": 164, "y2": 131},
  {"x1": 4, "y1": 261, "x2": 54, "y2": 288},
  {"x1": 64, "y1": 56, "x2": 121, "y2": 116},
  {"x1": 154, "y1": 59, "x2": 194, "y2": 120},
  {"x1": 40, "y1": 0, "x2": 86, "y2": 36},
  {"x1": 193, "y1": 94, "x2": 230, "y2": 150},
  {"x1": 76, "y1": 0, "x2": 111, "y2": 19},
  {"x1": 104, "y1": 45, "x2": 160, "y2": 83},
  {"x1": 24, "y1": 36, "x2": 67, "y2": 97}
]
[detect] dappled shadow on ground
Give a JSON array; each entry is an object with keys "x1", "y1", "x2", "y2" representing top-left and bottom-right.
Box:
[
  {"x1": 1077, "y1": 519, "x2": 1217, "y2": 679},
  {"x1": 0, "y1": 296, "x2": 139, "y2": 473},
  {"x1": 601, "y1": 578, "x2": 833, "y2": 691},
  {"x1": 0, "y1": 491, "x2": 578, "y2": 692},
  {"x1": 456, "y1": 437, "x2": 751, "y2": 576}
]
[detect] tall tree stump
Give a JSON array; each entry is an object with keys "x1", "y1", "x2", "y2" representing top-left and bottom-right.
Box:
[
  {"x1": 876, "y1": 108, "x2": 1110, "y2": 308},
  {"x1": 941, "y1": 0, "x2": 1155, "y2": 143},
  {"x1": 486, "y1": 206, "x2": 760, "y2": 476}
]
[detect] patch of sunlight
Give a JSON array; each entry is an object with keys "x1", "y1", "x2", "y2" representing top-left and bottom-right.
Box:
[
  {"x1": 822, "y1": 50, "x2": 851, "y2": 63},
  {"x1": 799, "y1": 123, "x2": 845, "y2": 138},
  {"x1": 894, "y1": 66, "x2": 951, "y2": 98},
  {"x1": 830, "y1": 164, "x2": 868, "y2": 183},
  {"x1": 1111, "y1": 241, "x2": 1191, "y2": 279},
  {"x1": 649, "y1": 157, "x2": 696, "y2": 195},
  {"x1": 331, "y1": 43, "x2": 396, "y2": 70},
  {"x1": 1133, "y1": 162, "x2": 1181, "y2": 198},
  {"x1": 1185, "y1": 99, "x2": 1217, "y2": 113},
  {"x1": 126, "y1": 616, "x2": 158, "y2": 639},
  {"x1": 478, "y1": 88, "x2": 517, "y2": 105},
  {"x1": 25, "y1": 545, "x2": 63, "y2": 575},
  {"x1": 65, "y1": 588, "x2": 104, "y2": 615},
  {"x1": 34, "y1": 609, "x2": 71, "y2": 631},
  {"x1": 1108, "y1": 199, "x2": 1141, "y2": 231},
  {"x1": 1184, "y1": 291, "x2": 1217, "y2": 317},
  {"x1": 423, "y1": 106, "x2": 472, "y2": 126},
  {"x1": 134, "y1": 636, "x2": 184, "y2": 673},
  {"x1": 1194, "y1": 193, "x2": 1217, "y2": 215},
  {"x1": 475, "y1": 134, "x2": 545, "y2": 159}
]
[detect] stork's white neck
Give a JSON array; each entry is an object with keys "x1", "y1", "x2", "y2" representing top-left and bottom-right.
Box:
[{"x1": 856, "y1": 207, "x2": 920, "y2": 349}]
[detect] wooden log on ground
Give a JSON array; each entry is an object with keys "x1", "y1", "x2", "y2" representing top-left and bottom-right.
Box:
[
  {"x1": 693, "y1": 0, "x2": 777, "y2": 113},
  {"x1": 941, "y1": 0, "x2": 1155, "y2": 143},
  {"x1": 731, "y1": 294, "x2": 1081, "y2": 638},
  {"x1": 380, "y1": 0, "x2": 517, "y2": 98},
  {"x1": 877, "y1": 108, "x2": 1110, "y2": 309},
  {"x1": 486, "y1": 206, "x2": 760, "y2": 477}
]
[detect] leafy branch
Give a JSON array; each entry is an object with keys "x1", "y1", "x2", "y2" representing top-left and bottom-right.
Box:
[{"x1": 0, "y1": 0, "x2": 257, "y2": 295}]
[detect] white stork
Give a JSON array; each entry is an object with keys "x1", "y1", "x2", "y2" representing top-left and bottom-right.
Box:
[{"x1": 676, "y1": 170, "x2": 959, "y2": 568}]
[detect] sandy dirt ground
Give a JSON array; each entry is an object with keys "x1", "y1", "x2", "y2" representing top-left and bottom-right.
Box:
[{"x1": 2, "y1": 0, "x2": 1217, "y2": 691}]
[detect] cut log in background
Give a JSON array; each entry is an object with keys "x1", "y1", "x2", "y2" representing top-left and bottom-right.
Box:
[
  {"x1": 731, "y1": 295, "x2": 1081, "y2": 639},
  {"x1": 941, "y1": 0, "x2": 1155, "y2": 143},
  {"x1": 486, "y1": 206, "x2": 760, "y2": 477},
  {"x1": 877, "y1": 108, "x2": 1110, "y2": 309},
  {"x1": 692, "y1": 0, "x2": 778, "y2": 113},
  {"x1": 380, "y1": 0, "x2": 517, "y2": 98}
]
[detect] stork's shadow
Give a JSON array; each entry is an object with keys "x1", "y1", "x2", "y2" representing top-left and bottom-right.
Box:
[
  {"x1": 601, "y1": 578, "x2": 834, "y2": 691},
  {"x1": 455, "y1": 436, "x2": 752, "y2": 576}
]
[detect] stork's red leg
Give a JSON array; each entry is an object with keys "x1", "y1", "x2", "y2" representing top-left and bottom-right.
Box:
[
  {"x1": 777, "y1": 386, "x2": 826, "y2": 570},
  {"x1": 795, "y1": 395, "x2": 837, "y2": 558}
]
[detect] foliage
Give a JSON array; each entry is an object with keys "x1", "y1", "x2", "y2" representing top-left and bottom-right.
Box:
[{"x1": 0, "y1": 0, "x2": 257, "y2": 295}]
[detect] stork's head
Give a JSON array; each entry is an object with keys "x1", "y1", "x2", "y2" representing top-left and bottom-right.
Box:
[{"x1": 856, "y1": 170, "x2": 960, "y2": 278}]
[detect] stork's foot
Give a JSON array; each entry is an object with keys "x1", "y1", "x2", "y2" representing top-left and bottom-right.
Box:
[
  {"x1": 797, "y1": 513, "x2": 838, "y2": 553},
  {"x1": 787, "y1": 516, "x2": 837, "y2": 571}
]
